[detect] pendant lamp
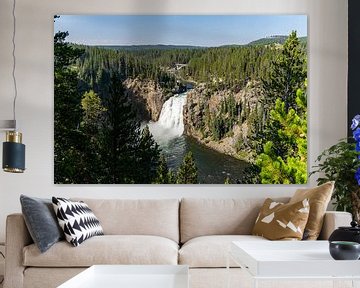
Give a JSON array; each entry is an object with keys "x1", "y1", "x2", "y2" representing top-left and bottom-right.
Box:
[{"x1": 1, "y1": 0, "x2": 26, "y2": 173}]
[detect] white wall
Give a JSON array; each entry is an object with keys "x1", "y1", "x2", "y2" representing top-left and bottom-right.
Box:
[{"x1": 0, "y1": 0, "x2": 348, "y2": 242}]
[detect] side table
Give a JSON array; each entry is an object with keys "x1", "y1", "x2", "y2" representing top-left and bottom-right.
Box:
[
  {"x1": 58, "y1": 265, "x2": 189, "y2": 288},
  {"x1": 227, "y1": 240, "x2": 360, "y2": 288}
]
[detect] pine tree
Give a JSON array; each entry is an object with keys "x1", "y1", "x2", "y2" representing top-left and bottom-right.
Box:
[
  {"x1": 135, "y1": 126, "x2": 161, "y2": 183},
  {"x1": 176, "y1": 151, "x2": 198, "y2": 184},
  {"x1": 256, "y1": 83, "x2": 307, "y2": 184},
  {"x1": 167, "y1": 170, "x2": 177, "y2": 184},
  {"x1": 81, "y1": 90, "x2": 105, "y2": 127},
  {"x1": 242, "y1": 32, "x2": 307, "y2": 184},
  {"x1": 99, "y1": 74, "x2": 161, "y2": 184},
  {"x1": 54, "y1": 28, "x2": 85, "y2": 183},
  {"x1": 99, "y1": 74, "x2": 141, "y2": 183},
  {"x1": 263, "y1": 31, "x2": 307, "y2": 112},
  {"x1": 153, "y1": 154, "x2": 177, "y2": 184},
  {"x1": 78, "y1": 90, "x2": 106, "y2": 183},
  {"x1": 154, "y1": 154, "x2": 169, "y2": 184}
]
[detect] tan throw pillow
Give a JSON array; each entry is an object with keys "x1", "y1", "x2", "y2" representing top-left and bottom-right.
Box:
[
  {"x1": 289, "y1": 181, "x2": 334, "y2": 240},
  {"x1": 252, "y1": 198, "x2": 310, "y2": 240}
]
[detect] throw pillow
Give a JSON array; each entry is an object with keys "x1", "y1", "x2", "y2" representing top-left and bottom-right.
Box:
[
  {"x1": 289, "y1": 181, "x2": 334, "y2": 240},
  {"x1": 252, "y1": 198, "x2": 310, "y2": 240},
  {"x1": 52, "y1": 197, "x2": 104, "y2": 247},
  {"x1": 20, "y1": 195, "x2": 64, "y2": 253}
]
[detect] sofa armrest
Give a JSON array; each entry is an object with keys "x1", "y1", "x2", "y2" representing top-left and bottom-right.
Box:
[
  {"x1": 318, "y1": 211, "x2": 352, "y2": 240},
  {"x1": 4, "y1": 213, "x2": 33, "y2": 288}
]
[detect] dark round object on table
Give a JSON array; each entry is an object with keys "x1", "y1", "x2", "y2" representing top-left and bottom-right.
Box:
[
  {"x1": 329, "y1": 241, "x2": 360, "y2": 260},
  {"x1": 329, "y1": 221, "x2": 360, "y2": 244},
  {"x1": 351, "y1": 220, "x2": 358, "y2": 227}
]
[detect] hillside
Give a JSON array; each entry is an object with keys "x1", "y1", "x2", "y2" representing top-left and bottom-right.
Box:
[
  {"x1": 96, "y1": 44, "x2": 205, "y2": 51},
  {"x1": 93, "y1": 35, "x2": 307, "y2": 51},
  {"x1": 248, "y1": 35, "x2": 307, "y2": 46}
]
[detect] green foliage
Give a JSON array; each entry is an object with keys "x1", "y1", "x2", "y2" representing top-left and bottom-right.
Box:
[
  {"x1": 248, "y1": 35, "x2": 288, "y2": 46},
  {"x1": 54, "y1": 31, "x2": 83, "y2": 72},
  {"x1": 153, "y1": 154, "x2": 177, "y2": 184},
  {"x1": 256, "y1": 141, "x2": 307, "y2": 184},
  {"x1": 311, "y1": 140, "x2": 360, "y2": 213},
  {"x1": 176, "y1": 151, "x2": 198, "y2": 184},
  {"x1": 154, "y1": 151, "x2": 199, "y2": 184},
  {"x1": 184, "y1": 45, "x2": 278, "y2": 88},
  {"x1": 81, "y1": 90, "x2": 106, "y2": 126},
  {"x1": 256, "y1": 87, "x2": 307, "y2": 184},
  {"x1": 136, "y1": 126, "x2": 161, "y2": 183},
  {"x1": 75, "y1": 40, "x2": 283, "y2": 99},
  {"x1": 98, "y1": 75, "x2": 161, "y2": 184},
  {"x1": 248, "y1": 35, "x2": 307, "y2": 46},
  {"x1": 263, "y1": 31, "x2": 307, "y2": 112},
  {"x1": 153, "y1": 154, "x2": 170, "y2": 184},
  {"x1": 77, "y1": 90, "x2": 106, "y2": 182},
  {"x1": 76, "y1": 46, "x2": 184, "y2": 95},
  {"x1": 206, "y1": 94, "x2": 241, "y2": 141},
  {"x1": 250, "y1": 32, "x2": 307, "y2": 184},
  {"x1": 55, "y1": 37, "x2": 163, "y2": 183},
  {"x1": 239, "y1": 164, "x2": 261, "y2": 184},
  {"x1": 54, "y1": 30, "x2": 85, "y2": 183}
]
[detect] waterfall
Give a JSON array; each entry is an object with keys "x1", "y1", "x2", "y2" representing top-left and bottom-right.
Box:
[
  {"x1": 147, "y1": 93, "x2": 187, "y2": 144},
  {"x1": 158, "y1": 93, "x2": 187, "y2": 135}
]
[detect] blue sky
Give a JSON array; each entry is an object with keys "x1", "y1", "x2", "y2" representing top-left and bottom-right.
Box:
[{"x1": 54, "y1": 15, "x2": 307, "y2": 47}]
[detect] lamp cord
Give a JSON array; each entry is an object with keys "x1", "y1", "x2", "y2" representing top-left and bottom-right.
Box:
[
  {"x1": 0, "y1": 251, "x2": 4, "y2": 284},
  {"x1": 11, "y1": 0, "x2": 17, "y2": 128}
]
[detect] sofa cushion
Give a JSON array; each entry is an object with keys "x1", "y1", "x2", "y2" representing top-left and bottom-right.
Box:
[
  {"x1": 72, "y1": 199, "x2": 179, "y2": 243},
  {"x1": 252, "y1": 198, "x2": 310, "y2": 240},
  {"x1": 52, "y1": 197, "x2": 104, "y2": 247},
  {"x1": 20, "y1": 195, "x2": 64, "y2": 253},
  {"x1": 179, "y1": 235, "x2": 267, "y2": 268},
  {"x1": 180, "y1": 198, "x2": 289, "y2": 243},
  {"x1": 23, "y1": 235, "x2": 178, "y2": 267},
  {"x1": 290, "y1": 181, "x2": 334, "y2": 240}
]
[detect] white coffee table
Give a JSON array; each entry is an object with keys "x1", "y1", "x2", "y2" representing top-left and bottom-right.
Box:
[
  {"x1": 228, "y1": 241, "x2": 360, "y2": 288},
  {"x1": 57, "y1": 265, "x2": 189, "y2": 288}
]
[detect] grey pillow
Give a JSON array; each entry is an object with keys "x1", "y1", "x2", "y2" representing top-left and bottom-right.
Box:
[{"x1": 20, "y1": 195, "x2": 64, "y2": 253}]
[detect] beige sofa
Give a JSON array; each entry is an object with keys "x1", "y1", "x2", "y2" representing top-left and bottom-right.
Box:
[{"x1": 4, "y1": 198, "x2": 352, "y2": 288}]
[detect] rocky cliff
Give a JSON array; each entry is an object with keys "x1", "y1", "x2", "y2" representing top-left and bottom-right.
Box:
[
  {"x1": 124, "y1": 78, "x2": 169, "y2": 121},
  {"x1": 183, "y1": 81, "x2": 264, "y2": 162}
]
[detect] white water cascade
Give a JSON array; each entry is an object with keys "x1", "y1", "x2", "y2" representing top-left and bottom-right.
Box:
[
  {"x1": 147, "y1": 93, "x2": 187, "y2": 145},
  {"x1": 158, "y1": 93, "x2": 187, "y2": 135}
]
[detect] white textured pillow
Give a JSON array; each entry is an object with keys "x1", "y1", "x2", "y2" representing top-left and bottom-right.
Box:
[{"x1": 52, "y1": 197, "x2": 104, "y2": 246}]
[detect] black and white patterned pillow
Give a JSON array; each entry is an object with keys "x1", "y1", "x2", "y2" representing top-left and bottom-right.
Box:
[{"x1": 52, "y1": 197, "x2": 104, "y2": 247}]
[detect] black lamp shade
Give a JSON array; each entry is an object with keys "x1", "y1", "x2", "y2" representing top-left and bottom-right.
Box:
[{"x1": 3, "y1": 141, "x2": 25, "y2": 173}]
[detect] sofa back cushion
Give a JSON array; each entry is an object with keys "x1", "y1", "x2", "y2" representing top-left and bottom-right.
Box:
[
  {"x1": 180, "y1": 198, "x2": 289, "y2": 243},
  {"x1": 72, "y1": 198, "x2": 179, "y2": 243}
]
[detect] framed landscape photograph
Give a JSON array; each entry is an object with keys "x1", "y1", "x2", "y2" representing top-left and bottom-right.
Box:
[{"x1": 54, "y1": 15, "x2": 308, "y2": 184}]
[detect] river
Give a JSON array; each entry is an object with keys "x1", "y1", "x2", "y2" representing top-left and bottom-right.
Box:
[{"x1": 147, "y1": 92, "x2": 249, "y2": 184}]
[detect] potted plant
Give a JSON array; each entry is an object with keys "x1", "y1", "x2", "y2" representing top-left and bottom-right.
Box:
[{"x1": 311, "y1": 115, "x2": 360, "y2": 222}]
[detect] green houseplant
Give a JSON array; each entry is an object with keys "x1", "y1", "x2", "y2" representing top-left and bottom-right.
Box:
[{"x1": 311, "y1": 115, "x2": 360, "y2": 222}]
